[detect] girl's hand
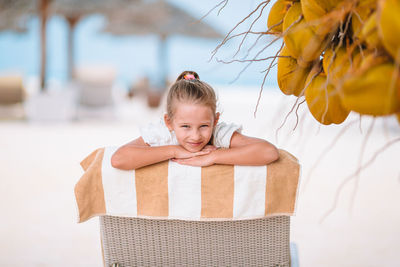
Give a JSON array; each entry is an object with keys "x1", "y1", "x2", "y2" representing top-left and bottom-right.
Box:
[
  {"x1": 173, "y1": 145, "x2": 210, "y2": 159},
  {"x1": 201, "y1": 145, "x2": 217, "y2": 153},
  {"x1": 172, "y1": 153, "x2": 215, "y2": 167}
]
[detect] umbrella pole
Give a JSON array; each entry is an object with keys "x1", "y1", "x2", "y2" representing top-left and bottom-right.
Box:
[
  {"x1": 39, "y1": 0, "x2": 50, "y2": 92},
  {"x1": 159, "y1": 35, "x2": 168, "y2": 89},
  {"x1": 66, "y1": 16, "x2": 80, "y2": 81},
  {"x1": 147, "y1": 35, "x2": 167, "y2": 108}
]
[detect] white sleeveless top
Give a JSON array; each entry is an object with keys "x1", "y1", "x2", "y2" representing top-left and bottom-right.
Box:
[{"x1": 140, "y1": 119, "x2": 242, "y2": 148}]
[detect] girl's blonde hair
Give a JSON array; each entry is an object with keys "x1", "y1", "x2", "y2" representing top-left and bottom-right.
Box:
[{"x1": 166, "y1": 71, "x2": 217, "y2": 118}]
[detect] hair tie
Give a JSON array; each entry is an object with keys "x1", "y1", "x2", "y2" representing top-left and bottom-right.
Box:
[{"x1": 184, "y1": 74, "x2": 196, "y2": 80}]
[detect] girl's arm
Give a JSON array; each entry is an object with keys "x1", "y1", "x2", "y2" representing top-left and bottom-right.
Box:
[
  {"x1": 212, "y1": 132, "x2": 279, "y2": 165},
  {"x1": 111, "y1": 137, "x2": 210, "y2": 170},
  {"x1": 172, "y1": 132, "x2": 279, "y2": 166}
]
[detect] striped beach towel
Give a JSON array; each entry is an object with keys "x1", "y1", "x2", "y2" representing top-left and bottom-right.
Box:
[{"x1": 75, "y1": 147, "x2": 300, "y2": 223}]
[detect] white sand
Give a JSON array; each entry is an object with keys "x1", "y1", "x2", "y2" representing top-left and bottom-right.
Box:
[{"x1": 0, "y1": 87, "x2": 399, "y2": 266}]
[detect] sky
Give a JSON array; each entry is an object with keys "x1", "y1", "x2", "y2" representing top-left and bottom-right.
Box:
[{"x1": 0, "y1": 0, "x2": 280, "y2": 89}]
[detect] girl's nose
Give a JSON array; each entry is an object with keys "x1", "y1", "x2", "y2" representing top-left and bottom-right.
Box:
[{"x1": 191, "y1": 129, "x2": 201, "y2": 140}]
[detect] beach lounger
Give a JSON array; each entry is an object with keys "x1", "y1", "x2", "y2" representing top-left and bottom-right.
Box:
[
  {"x1": 75, "y1": 147, "x2": 301, "y2": 266},
  {"x1": 99, "y1": 215, "x2": 294, "y2": 267},
  {"x1": 0, "y1": 75, "x2": 26, "y2": 119},
  {"x1": 74, "y1": 65, "x2": 116, "y2": 107},
  {"x1": 0, "y1": 75, "x2": 25, "y2": 105}
]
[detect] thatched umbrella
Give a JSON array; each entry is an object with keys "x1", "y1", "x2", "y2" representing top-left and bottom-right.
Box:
[
  {"x1": 1, "y1": 0, "x2": 220, "y2": 91},
  {"x1": 1, "y1": 0, "x2": 59, "y2": 91},
  {"x1": 50, "y1": 0, "x2": 140, "y2": 82},
  {"x1": 1, "y1": 0, "x2": 52, "y2": 91},
  {"x1": 0, "y1": 0, "x2": 35, "y2": 33},
  {"x1": 1, "y1": 0, "x2": 142, "y2": 91},
  {"x1": 103, "y1": 0, "x2": 223, "y2": 87}
]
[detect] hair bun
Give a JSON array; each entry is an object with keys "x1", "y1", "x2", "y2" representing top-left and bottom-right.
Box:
[{"x1": 176, "y1": 71, "x2": 200, "y2": 81}]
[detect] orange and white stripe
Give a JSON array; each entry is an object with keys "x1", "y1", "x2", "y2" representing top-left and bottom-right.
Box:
[
  {"x1": 168, "y1": 161, "x2": 202, "y2": 219},
  {"x1": 75, "y1": 147, "x2": 300, "y2": 223},
  {"x1": 233, "y1": 165, "x2": 267, "y2": 219},
  {"x1": 102, "y1": 147, "x2": 137, "y2": 216}
]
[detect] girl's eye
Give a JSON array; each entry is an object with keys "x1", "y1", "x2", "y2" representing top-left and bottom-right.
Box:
[
  {"x1": 181, "y1": 125, "x2": 189, "y2": 128},
  {"x1": 201, "y1": 125, "x2": 209, "y2": 128}
]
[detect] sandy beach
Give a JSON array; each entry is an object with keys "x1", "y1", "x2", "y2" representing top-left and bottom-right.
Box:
[{"x1": 1, "y1": 86, "x2": 399, "y2": 266}]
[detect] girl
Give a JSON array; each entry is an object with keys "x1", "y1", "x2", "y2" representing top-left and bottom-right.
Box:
[{"x1": 111, "y1": 71, "x2": 279, "y2": 170}]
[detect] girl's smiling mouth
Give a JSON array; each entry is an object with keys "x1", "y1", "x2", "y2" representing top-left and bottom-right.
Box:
[{"x1": 188, "y1": 142, "x2": 203, "y2": 146}]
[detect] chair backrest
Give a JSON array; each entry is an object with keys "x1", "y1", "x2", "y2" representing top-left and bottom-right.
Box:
[
  {"x1": 74, "y1": 65, "x2": 116, "y2": 107},
  {"x1": 99, "y1": 215, "x2": 291, "y2": 267},
  {"x1": 0, "y1": 75, "x2": 25, "y2": 105}
]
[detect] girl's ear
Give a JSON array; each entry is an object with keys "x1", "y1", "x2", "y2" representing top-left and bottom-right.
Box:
[
  {"x1": 164, "y1": 114, "x2": 173, "y2": 131},
  {"x1": 214, "y1": 112, "x2": 220, "y2": 126}
]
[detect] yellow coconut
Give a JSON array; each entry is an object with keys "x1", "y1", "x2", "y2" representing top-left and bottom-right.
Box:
[
  {"x1": 358, "y1": 51, "x2": 390, "y2": 71},
  {"x1": 283, "y1": 2, "x2": 328, "y2": 65},
  {"x1": 323, "y1": 46, "x2": 355, "y2": 84},
  {"x1": 322, "y1": 47, "x2": 335, "y2": 74},
  {"x1": 357, "y1": 0, "x2": 378, "y2": 7},
  {"x1": 301, "y1": 0, "x2": 348, "y2": 36},
  {"x1": 301, "y1": 0, "x2": 342, "y2": 22},
  {"x1": 277, "y1": 46, "x2": 311, "y2": 96},
  {"x1": 348, "y1": 49, "x2": 391, "y2": 81},
  {"x1": 341, "y1": 63, "x2": 400, "y2": 116},
  {"x1": 377, "y1": 0, "x2": 400, "y2": 59},
  {"x1": 301, "y1": 0, "x2": 330, "y2": 23},
  {"x1": 352, "y1": 0, "x2": 376, "y2": 39},
  {"x1": 305, "y1": 68, "x2": 350, "y2": 125},
  {"x1": 360, "y1": 12, "x2": 383, "y2": 49},
  {"x1": 267, "y1": 0, "x2": 292, "y2": 35},
  {"x1": 350, "y1": 50, "x2": 363, "y2": 73}
]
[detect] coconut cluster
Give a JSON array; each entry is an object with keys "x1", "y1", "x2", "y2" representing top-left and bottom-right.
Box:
[{"x1": 268, "y1": 0, "x2": 400, "y2": 125}]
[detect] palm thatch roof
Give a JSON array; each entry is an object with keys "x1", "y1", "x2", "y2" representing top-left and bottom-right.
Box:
[
  {"x1": 0, "y1": 0, "x2": 35, "y2": 32},
  {"x1": 103, "y1": 0, "x2": 222, "y2": 39}
]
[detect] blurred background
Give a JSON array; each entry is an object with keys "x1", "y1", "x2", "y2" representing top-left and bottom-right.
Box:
[
  {"x1": 0, "y1": 0, "x2": 282, "y2": 120},
  {"x1": 1, "y1": 1, "x2": 399, "y2": 266},
  {"x1": 0, "y1": 0, "x2": 280, "y2": 86}
]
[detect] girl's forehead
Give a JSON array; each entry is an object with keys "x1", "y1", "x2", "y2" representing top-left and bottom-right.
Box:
[{"x1": 172, "y1": 102, "x2": 215, "y2": 121}]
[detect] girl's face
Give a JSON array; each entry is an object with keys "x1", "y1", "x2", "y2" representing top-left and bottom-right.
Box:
[{"x1": 164, "y1": 101, "x2": 219, "y2": 152}]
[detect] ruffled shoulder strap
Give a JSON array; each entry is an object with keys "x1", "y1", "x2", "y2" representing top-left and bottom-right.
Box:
[
  {"x1": 140, "y1": 119, "x2": 177, "y2": 146},
  {"x1": 213, "y1": 122, "x2": 242, "y2": 148}
]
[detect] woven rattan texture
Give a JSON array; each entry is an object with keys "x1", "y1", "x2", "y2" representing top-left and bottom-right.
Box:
[{"x1": 100, "y1": 216, "x2": 291, "y2": 267}]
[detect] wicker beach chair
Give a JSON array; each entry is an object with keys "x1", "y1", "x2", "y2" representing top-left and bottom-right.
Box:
[
  {"x1": 99, "y1": 215, "x2": 295, "y2": 267},
  {"x1": 0, "y1": 75, "x2": 26, "y2": 119},
  {"x1": 76, "y1": 147, "x2": 300, "y2": 266}
]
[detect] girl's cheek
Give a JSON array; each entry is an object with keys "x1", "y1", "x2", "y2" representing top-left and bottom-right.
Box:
[{"x1": 204, "y1": 128, "x2": 214, "y2": 137}]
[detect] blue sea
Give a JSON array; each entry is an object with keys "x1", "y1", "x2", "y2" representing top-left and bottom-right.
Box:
[{"x1": 0, "y1": 2, "x2": 280, "y2": 90}]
